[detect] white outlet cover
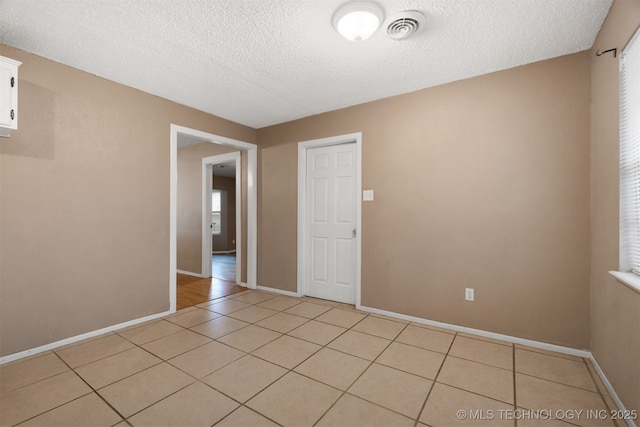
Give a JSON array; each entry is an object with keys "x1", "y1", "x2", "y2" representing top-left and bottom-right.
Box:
[
  {"x1": 465, "y1": 288, "x2": 474, "y2": 301},
  {"x1": 363, "y1": 190, "x2": 374, "y2": 201}
]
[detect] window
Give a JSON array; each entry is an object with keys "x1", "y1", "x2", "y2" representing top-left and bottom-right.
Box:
[
  {"x1": 614, "y1": 26, "x2": 640, "y2": 293},
  {"x1": 211, "y1": 190, "x2": 222, "y2": 235}
]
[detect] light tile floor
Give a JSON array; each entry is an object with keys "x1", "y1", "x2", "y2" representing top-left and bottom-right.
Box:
[{"x1": 0, "y1": 290, "x2": 624, "y2": 427}]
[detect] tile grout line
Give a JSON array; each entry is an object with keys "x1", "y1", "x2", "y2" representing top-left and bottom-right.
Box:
[
  {"x1": 512, "y1": 357, "x2": 601, "y2": 416},
  {"x1": 210, "y1": 304, "x2": 351, "y2": 355},
  {"x1": 514, "y1": 370, "x2": 613, "y2": 395},
  {"x1": 312, "y1": 313, "x2": 407, "y2": 426},
  {"x1": 424, "y1": 334, "x2": 525, "y2": 417},
  {"x1": 253, "y1": 311, "x2": 374, "y2": 427},
  {"x1": 118, "y1": 324, "x2": 223, "y2": 364},
  {"x1": 443, "y1": 353, "x2": 514, "y2": 373},
  {"x1": 427, "y1": 381, "x2": 516, "y2": 408},
  {"x1": 95, "y1": 357, "x2": 197, "y2": 422},
  {"x1": 190, "y1": 300, "x2": 356, "y2": 378},
  {"x1": 52, "y1": 351, "x2": 130, "y2": 426},
  {"x1": 583, "y1": 357, "x2": 621, "y2": 427},
  {"x1": 117, "y1": 377, "x2": 197, "y2": 423},
  {"x1": 217, "y1": 404, "x2": 284, "y2": 427},
  {"x1": 187, "y1": 352, "x2": 287, "y2": 426},
  {"x1": 204, "y1": 307, "x2": 375, "y2": 426},
  {"x1": 0, "y1": 354, "x2": 68, "y2": 397},
  {"x1": 31, "y1": 331, "x2": 203, "y2": 424},
  {"x1": 68, "y1": 315, "x2": 245, "y2": 425},
  {"x1": 294, "y1": 307, "x2": 520, "y2": 425},
  {"x1": 514, "y1": 345, "x2": 586, "y2": 363},
  {"x1": 454, "y1": 332, "x2": 513, "y2": 348},
  {"x1": 413, "y1": 330, "x2": 459, "y2": 427},
  {"x1": 54, "y1": 340, "x2": 136, "y2": 371},
  {"x1": 112, "y1": 332, "x2": 244, "y2": 425},
  {"x1": 114, "y1": 320, "x2": 187, "y2": 348}
]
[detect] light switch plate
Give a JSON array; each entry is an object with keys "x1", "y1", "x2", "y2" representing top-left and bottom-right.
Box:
[{"x1": 363, "y1": 190, "x2": 374, "y2": 201}]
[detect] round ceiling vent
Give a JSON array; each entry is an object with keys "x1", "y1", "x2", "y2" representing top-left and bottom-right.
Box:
[{"x1": 385, "y1": 11, "x2": 426, "y2": 40}]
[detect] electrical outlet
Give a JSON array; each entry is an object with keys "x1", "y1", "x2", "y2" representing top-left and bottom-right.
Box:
[{"x1": 465, "y1": 288, "x2": 475, "y2": 302}]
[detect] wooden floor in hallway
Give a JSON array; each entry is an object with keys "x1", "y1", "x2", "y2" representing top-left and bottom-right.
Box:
[
  {"x1": 212, "y1": 253, "x2": 237, "y2": 282},
  {"x1": 176, "y1": 273, "x2": 243, "y2": 310}
]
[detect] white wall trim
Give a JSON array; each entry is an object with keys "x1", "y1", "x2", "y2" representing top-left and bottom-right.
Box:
[
  {"x1": 247, "y1": 148, "x2": 257, "y2": 289},
  {"x1": 171, "y1": 123, "x2": 258, "y2": 313},
  {"x1": 170, "y1": 126, "x2": 178, "y2": 312},
  {"x1": 0, "y1": 310, "x2": 172, "y2": 365},
  {"x1": 202, "y1": 151, "x2": 242, "y2": 282},
  {"x1": 358, "y1": 304, "x2": 636, "y2": 418},
  {"x1": 297, "y1": 132, "x2": 362, "y2": 305},
  {"x1": 358, "y1": 304, "x2": 592, "y2": 358},
  {"x1": 256, "y1": 285, "x2": 301, "y2": 298},
  {"x1": 609, "y1": 271, "x2": 640, "y2": 294},
  {"x1": 589, "y1": 355, "x2": 637, "y2": 426},
  {"x1": 176, "y1": 269, "x2": 203, "y2": 278}
]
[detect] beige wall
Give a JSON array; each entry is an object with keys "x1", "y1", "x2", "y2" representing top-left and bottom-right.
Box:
[
  {"x1": 590, "y1": 0, "x2": 640, "y2": 413},
  {"x1": 177, "y1": 142, "x2": 237, "y2": 273},
  {"x1": 258, "y1": 52, "x2": 592, "y2": 349},
  {"x1": 0, "y1": 45, "x2": 256, "y2": 356}
]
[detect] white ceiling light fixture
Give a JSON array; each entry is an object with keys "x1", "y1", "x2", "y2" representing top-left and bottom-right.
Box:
[{"x1": 333, "y1": 2, "x2": 385, "y2": 42}]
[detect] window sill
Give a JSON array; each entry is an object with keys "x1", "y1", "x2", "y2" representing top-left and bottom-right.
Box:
[{"x1": 608, "y1": 271, "x2": 640, "y2": 294}]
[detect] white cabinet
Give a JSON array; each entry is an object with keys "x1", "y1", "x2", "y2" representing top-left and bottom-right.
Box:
[{"x1": 0, "y1": 55, "x2": 21, "y2": 137}]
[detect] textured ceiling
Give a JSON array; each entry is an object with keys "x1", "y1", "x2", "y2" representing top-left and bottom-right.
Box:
[{"x1": 0, "y1": 0, "x2": 612, "y2": 129}]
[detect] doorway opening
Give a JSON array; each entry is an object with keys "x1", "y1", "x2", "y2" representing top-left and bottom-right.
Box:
[
  {"x1": 211, "y1": 188, "x2": 235, "y2": 281},
  {"x1": 204, "y1": 152, "x2": 241, "y2": 284},
  {"x1": 170, "y1": 124, "x2": 257, "y2": 313}
]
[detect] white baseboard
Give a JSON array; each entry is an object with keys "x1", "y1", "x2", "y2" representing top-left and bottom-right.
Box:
[
  {"x1": 256, "y1": 285, "x2": 301, "y2": 297},
  {"x1": 0, "y1": 310, "x2": 173, "y2": 365},
  {"x1": 176, "y1": 269, "x2": 203, "y2": 278},
  {"x1": 358, "y1": 304, "x2": 640, "y2": 421},
  {"x1": 589, "y1": 355, "x2": 637, "y2": 427},
  {"x1": 212, "y1": 250, "x2": 236, "y2": 255},
  {"x1": 358, "y1": 304, "x2": 591, "y2": 358}
]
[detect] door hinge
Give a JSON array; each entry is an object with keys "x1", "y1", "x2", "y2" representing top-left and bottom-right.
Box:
[{"x1": 352, "y1": 228, "x2": 356, "y2": 238}]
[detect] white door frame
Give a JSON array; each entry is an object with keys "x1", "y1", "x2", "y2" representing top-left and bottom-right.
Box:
[
  {"x1": 170, "y1": 124, "x2": 257, "y2": 313},
  {"x1": 297, "y1": 132, "x2": 362, "y2": 307},
  {"x1": 202, "y1": 152, "x2": 241, "y2": 282}
]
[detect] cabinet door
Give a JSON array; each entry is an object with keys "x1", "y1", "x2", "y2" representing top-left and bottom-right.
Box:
[{"x1": 0, "y1": 62, "x2": 17, "y2": 130}]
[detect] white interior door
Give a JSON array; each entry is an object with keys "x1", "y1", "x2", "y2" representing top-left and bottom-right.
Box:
[{"x1": 305, "y1": 143, "x2": 357, "y2": 304}]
